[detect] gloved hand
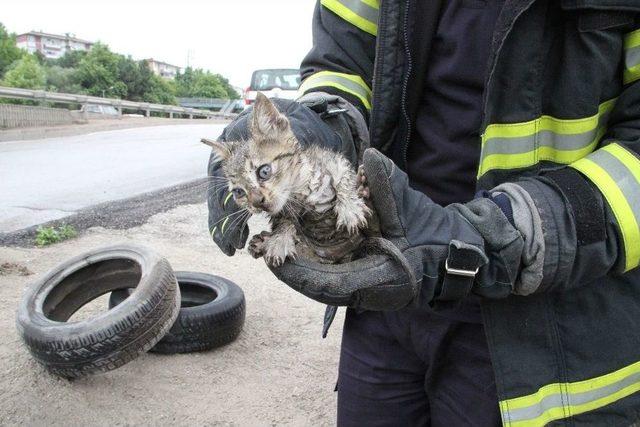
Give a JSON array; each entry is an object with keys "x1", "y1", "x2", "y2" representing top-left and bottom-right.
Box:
[
  {"x1": 207, "y1": 93, "x2": 370, "y2": 256},
  {"x1": 207, "y1": 151, "x2": 250, "y2": 256},
  {"x1": 270, "y1": 148, "x2": 525, "y2": 311}
]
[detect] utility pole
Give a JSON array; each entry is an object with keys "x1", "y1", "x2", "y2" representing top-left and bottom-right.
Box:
[{"x1": 186, "y1": 50, "x2": 194, "y2": 68}]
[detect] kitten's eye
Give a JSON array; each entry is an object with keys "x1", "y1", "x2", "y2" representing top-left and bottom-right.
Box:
[
  {"x1": 257, "y1": 164, "x2": 272, "y2": 181},
  {"x1": 231, "y1": 188, "x2": 245, "y2": 198}
]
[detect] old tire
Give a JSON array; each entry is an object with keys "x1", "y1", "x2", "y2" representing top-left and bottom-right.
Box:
[
  {"x1": 16, "y1": 244, "x2": 180, "y2": 378},
  {"x1": 109, "y1": 271, "x2": 245, "y2": 354}
]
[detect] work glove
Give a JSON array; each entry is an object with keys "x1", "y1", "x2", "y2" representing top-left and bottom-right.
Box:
[
  {"x1": 207, "y1": 152, "x2": 249, "y2": 256},
  {"x1": 207, "y1": 93, "x2": 369, "y2": 256},
  {"x1": 270, "y1": 148, "x2": 525, "y2": 312}
]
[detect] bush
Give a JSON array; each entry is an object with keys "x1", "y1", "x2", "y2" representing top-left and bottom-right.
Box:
[
  {"x1": 35, "y1": 225, "x2": 77, "y2": 246},
  {"x1": 2, "y1": 54, "x2": 45, "y2": 89}
]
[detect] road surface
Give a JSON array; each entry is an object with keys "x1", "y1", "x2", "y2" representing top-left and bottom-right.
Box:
[{"x1": 0, "y1": 123, "x2": 226, "y2": 233}]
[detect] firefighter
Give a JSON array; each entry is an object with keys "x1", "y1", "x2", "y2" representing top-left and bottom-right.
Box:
[{"x1": 210, "y1": 1, "x2": 640, "y2": 425}]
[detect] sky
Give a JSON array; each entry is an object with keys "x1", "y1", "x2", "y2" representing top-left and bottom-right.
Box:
[{"x1": 2, "y1": 0, "x2": 316, "y2": 89}]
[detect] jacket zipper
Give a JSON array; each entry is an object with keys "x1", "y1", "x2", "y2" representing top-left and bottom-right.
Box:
[
  {"x1": 369, "y1": 0, "x2": 386, "y2": 150},
  {"x1": 400, "y1": 0, "x2": 413, "y2": 169}
]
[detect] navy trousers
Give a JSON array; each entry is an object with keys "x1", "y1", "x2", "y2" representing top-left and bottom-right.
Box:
[{"x1": 336, "y1": 295, "x2": 501, "y2": 426}]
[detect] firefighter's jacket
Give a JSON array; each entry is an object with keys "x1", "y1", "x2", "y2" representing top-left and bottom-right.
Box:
[{"x1": 299, "y1": 0, "x2": 640, "y2": 424}]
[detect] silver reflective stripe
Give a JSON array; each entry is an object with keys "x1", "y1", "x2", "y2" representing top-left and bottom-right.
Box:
[
  {"x1": 507, "y1": 370, "x2": 640, "y2": 422},
  {"x1": 481, "y1": 111, "x2": 611, "y2": 158},
  {"x1": 626, "y1": 45, "x2": 640, "y2": 70},
  {"x1": 321, "y1": 0, "x2": 379, "y2": 35},
  {"x1": 338, "y1": 0, "x2": 379, "y2": 25},
  {"x1": 588, "y1": 149, "x2": 640, "y2": 226}
]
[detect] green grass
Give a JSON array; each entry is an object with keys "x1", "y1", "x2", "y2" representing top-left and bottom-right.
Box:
[{"x1": 35, "y1": 224, "x2": 77, "y2": 246}]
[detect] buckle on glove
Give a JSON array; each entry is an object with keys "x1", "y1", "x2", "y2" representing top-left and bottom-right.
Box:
[
  {"x1": 436, "y1": 241, "x2": 486, "y2": 302},
  {"x1": 445, "y1": 258, "x2": 479, "y2": 277}
]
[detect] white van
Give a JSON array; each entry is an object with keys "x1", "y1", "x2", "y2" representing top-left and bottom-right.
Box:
[{"x1": 243, "y1": 69, "x2": 301, "y2": 107}]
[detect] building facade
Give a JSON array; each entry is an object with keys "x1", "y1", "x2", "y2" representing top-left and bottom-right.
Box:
[
  {"x1": 146, "y1": 59, "x2": 181, "y2": 80},
  {"x1": 16, "y1": 31, "x2": 93, "y2": 59}
]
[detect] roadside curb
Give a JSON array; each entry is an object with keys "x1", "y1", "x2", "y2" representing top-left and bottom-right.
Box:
[{"x1": 0, "y1": 178, "x2": 208, "y2": 247}]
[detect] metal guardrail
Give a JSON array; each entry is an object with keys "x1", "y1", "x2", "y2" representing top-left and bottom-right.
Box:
[
  {"x1": 177, "y1": 97, "x2": 243, "y2": 114},
  {"x1": 0, "y1": 86, "x2": 237, "y2": 119}
]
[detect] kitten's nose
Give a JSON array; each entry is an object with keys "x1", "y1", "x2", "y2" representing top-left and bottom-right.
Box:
[{"x1": 249, "y1": 190, "x2": 266, "y2": 208}]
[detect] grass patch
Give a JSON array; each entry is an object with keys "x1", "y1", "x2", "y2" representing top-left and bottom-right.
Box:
[{"x1": 35, "y1": 224, "x2": 77, "y2": 246}]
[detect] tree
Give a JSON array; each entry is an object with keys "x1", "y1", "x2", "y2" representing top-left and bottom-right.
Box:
[
  {"x1": 143, "y1": 74, "x2": 176, "y2": 105},
  {"x1": 2, "y1": 54, "x2": 45, "y2": 89},
  {"x1": 51, "y1": 49, "x2": 87, "y2": 68},
  {"x1": 75, "y1": 43, "x2": 126, "y2": 98},
  {"x1": 0, "y1": 23, "x2": 24, "y2": 78},
  {"x1": 215, "y1": 73, "x2": 240, "y2": 99},
  {"x1": 46, "y1": 65, "x2": 84, "y2": 94},
  {"x1": 175, "y1": 67, "x2": 239, "y2": 99}
]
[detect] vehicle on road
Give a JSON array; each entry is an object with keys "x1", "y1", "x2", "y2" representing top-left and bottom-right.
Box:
[{"x1": 243, "y1": 68, "x2": 300, "y2": 107}]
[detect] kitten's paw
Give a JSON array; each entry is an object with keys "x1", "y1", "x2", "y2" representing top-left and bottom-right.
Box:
[
  {"x1": 263, "y1": 234, "x2": 297, "y2": 267},
  {"x1": 335, "y1": 198, "x2": 370, "y2": 235},
  {"x1": 356, "y1": 165, "x2": 370, "y2": 199},
  {"x1": 248, "y1": 231, "x2": 271, "y2": 259}
]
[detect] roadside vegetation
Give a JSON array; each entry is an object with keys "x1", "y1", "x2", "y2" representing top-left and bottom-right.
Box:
[
  {"x1": 35, "y1": 224, "x2": 77, "y2": 246},
  {"x1": 0, "y1": 23, "x2": 239, "y2": 106}
]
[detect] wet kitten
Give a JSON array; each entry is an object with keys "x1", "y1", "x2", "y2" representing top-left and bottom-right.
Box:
[{"x1": 205, "y1": 92, "x2": 371, "y2": 267}]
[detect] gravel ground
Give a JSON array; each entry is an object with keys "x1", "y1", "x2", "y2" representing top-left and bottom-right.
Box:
[{"x1": 0, "y1": 203, "x2": 344, "y2": 426}]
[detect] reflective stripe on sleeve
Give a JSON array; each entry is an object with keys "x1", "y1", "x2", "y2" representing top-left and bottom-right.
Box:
[
  {"x1": 624, "y1": 29, "x2": 640, "y2": 85},
  {"x1": 571, "y1": 143, "x2": 640, "y2": 272},
  {"x1": 500, "y1": 360, "x2": 640, "y2": 426},
  {"x1": 477, "y1": 99, "x2": 616, "y2": 177},
  {"x1": 320, "y1": 0, "x2": 379, "y2": 36},
  {"x1": 299, "y1": 71, "x2": 372, "y2": 110}
]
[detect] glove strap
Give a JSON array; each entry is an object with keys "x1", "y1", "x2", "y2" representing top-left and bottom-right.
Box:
[
  {"x1": 437, "y1": 241, "x2": 484, "y2": 301},
  {"x1": 322, "y1": 305, "x2": 339, "y2": 338}
]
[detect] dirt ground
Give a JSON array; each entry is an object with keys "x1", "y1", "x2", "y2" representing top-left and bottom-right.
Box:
[{"x1": 0, "y1": 203, "x2": 344, "y2": 426}]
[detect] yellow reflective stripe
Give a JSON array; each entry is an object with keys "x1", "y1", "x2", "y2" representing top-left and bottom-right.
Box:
[
  {"x1": 625, "y1": 29, "x2": 640, "y2": 50},
  {"x1": 478, "y1": 99, "x2": 615, "y2": 177},
  {"x1": 479, "y1": 134, "x2": 601, "y2": 176},
  {"x1": 601, "y1": 144, "x2": 640, "y2": 270},
  {"x1": 483, "y1": 99, "x2": 615, "y2": 141},
  {"x1": 360, "y1": 0, "x2": 379, "y2": 8},
  {"x1": 321, "y1": 0, "x2": 378, "y2": 36},
  {"x1": 623, "y1": 29, "x2": 640, "y2": 84},
  {"x1": 210, "y1": 226, "x2": 217, "y2": 237},
  {"x1": 623, "y1": 64, "x2": 640, "y2": 85},
  {"x1": 500, "y1": 360, "x2": 640, "y2": 427},
  {"x1": 571, "y1": 145, "x2": 640, "y2": 272},
  {"x1": 299, "y1": 71, "x2": 372, "y2": 110}
]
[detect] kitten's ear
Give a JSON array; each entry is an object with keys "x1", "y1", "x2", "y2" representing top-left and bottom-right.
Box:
[
  {"x1": 251, "y1": 92, "x2": 291, "y2": 137},
  {"x1": 201, "y1": 138, "x2": 231, "y2": 161}
]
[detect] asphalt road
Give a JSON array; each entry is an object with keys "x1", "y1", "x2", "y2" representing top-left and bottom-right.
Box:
[{"x1": 0, "y1": 123, "x2": 226, "y2": 233}]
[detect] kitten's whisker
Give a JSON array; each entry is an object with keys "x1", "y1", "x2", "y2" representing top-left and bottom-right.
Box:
[
  {"x1": 209, "y1": 208, "x2": 248, "y2": 228},
  {"x1": 228, "y1": 211, "x2": 252, "y2": 239}
]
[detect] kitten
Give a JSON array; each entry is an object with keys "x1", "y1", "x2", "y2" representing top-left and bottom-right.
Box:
[{"x1": 205, "y1": 92, "x2": 372, "y2": 267}]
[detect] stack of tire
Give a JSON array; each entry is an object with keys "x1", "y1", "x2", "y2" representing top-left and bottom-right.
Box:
[{"x1": 16, "y1": 244, "x2": 245, "y2": 378}]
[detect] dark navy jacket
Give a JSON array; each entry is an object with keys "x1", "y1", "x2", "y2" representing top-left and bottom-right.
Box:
[{"x1": 300, "y1": 0, "x2": 640, "y2": 424}]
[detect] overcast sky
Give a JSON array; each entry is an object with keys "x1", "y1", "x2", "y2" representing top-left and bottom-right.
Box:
[{"x1": 2, "y1": 0, "x2": 316, "y2": 88}]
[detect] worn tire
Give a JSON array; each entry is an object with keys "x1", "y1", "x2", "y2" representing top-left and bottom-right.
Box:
[
  {"x1": 109, "y1": 271, "x2": 245, "y2": 354},
  {"x1": 16, "y1": 244, "x2": 180, "y2": 378}
]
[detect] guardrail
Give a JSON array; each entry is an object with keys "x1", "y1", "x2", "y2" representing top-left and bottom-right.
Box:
[
  {"x1": 0, "y1": 86, "x2": 237, "y2": 120},
  {"x1": 177, "y1": 97, "x2": 238, "y2": 111}
]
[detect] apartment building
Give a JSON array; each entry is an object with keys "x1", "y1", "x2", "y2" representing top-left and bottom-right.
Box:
[{"x1": 16, "y1": 31, "x2": 93, "y2": 59}]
